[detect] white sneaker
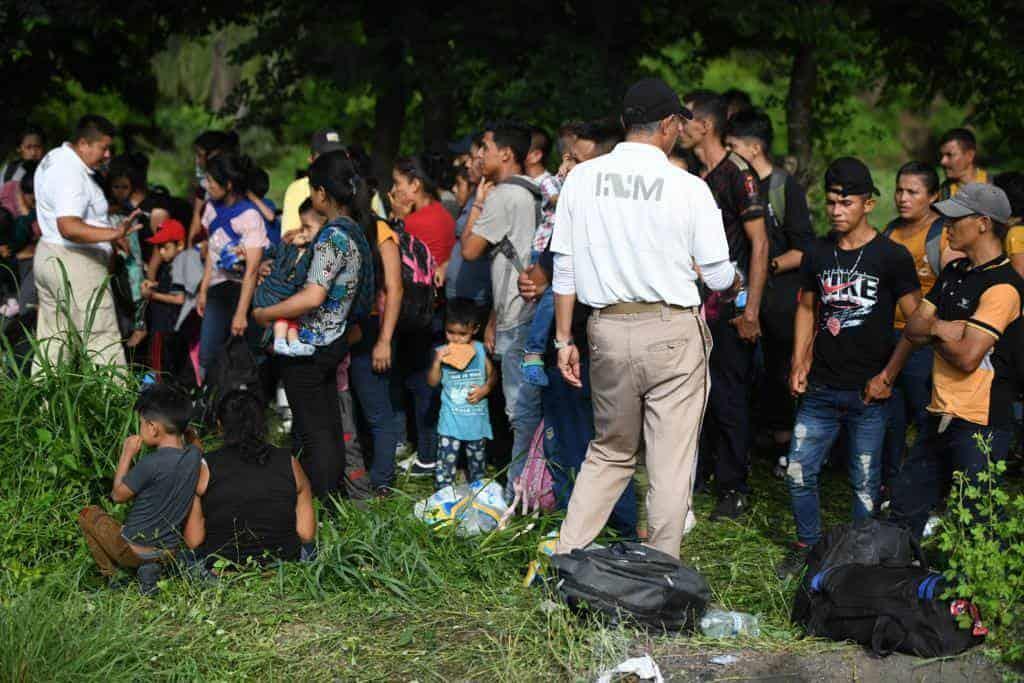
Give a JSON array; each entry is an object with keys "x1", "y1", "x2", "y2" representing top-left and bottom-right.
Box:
[
  {"x1": 289, "y1": 339, "x2": 316, "y2": 357},
  {"x1": 273, "y1": 338, "x2": 291, "y2": 356},
  {"x1": 683, "y1": 509, "x2": 697, "y2": 535}
]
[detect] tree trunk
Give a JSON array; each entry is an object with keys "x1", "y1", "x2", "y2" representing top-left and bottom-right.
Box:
[
  {"x1": 786, "y1": 44, "x2": 817, "y2": 186},
  {"x1": 371, "y1": 41, "x2": 409, "y2": 192},
  {"x1": 208, "y1": 34, "x2": 235, "y2": 113},
  {"x1": 421, "y1": 81, "x2": 455, "y2": 155}
]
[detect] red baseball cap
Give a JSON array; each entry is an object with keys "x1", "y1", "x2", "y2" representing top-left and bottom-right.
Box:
[{"x1": 147, "y1": 219, "x2": 186, "y2": 245}]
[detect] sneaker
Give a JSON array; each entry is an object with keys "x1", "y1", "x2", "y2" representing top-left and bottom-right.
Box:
[
  {"x1": 683, "y1": 508, "x2": 697, "y2": 535},
  {"x1": 522, "y1": 358, "x2": 549, "y2": 387},
  {"x1": 776, "y1": 543, "x2": 811, "y2": 580},
  {"x1": 774, "y1": 454, "x2": 788, "y2": 480},
  {"x1": 289, "y1": 339, "x2": 316, "y2": 357},
  {"x1": 396, "y1": 453, "x2": 418, "y2": 472},
  {"x1": 136, "y1": 562, "x2": 164, "y2": 596},
  {"x1": 710, "y1": 490, "x2": 749, "y2": 521},
  {"x1": 408, "y1": 458, "x2": 436, "y2": 477},
  {"x1": 374, "y1": 486, "x2": 393, "y2": 500},
  {"x1": 273, "y1": 337, "x2": 291, "y2": 356}
]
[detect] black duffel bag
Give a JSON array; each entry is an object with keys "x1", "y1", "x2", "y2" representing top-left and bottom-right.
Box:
[
  {"x1": 793, "y1": 519, "x2": 926, "y2": 626},
  {"x1": 805, "y1": 564, "x2": 987, "y2": 658},
  {"x1": 550, "y1": 542, "x2": 711, "y2": 632}
]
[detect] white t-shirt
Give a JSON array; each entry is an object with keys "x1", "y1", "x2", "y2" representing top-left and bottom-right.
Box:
[
  {"x1": 34, "y1": 143, "x2": 113, "y2": 254},
  {"x1": 550, "y1": 142, "x2": 729, "y2": 308}
]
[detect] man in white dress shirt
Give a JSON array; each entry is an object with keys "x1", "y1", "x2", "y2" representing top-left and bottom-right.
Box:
[
  {"x1": 551, "y1": 78, "x2": 739, "y2": 558},
  {"x1": 33, "y1": 115, "x2": 140, "y2": 371}
]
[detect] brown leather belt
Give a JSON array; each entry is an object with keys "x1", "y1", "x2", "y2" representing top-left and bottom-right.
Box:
[{"x1": 600, "y1": 302, "x2": 698, "y2": 315}]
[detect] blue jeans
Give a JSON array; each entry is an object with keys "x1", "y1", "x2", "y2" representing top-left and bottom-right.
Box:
[
  {"x1": 495, "y1": 322, "x2": 543, "y2": 496},
  {"x1": 882, "y1": 330, "x2": 932, "y2": 486},
  {"x1": 394, "y1": 310, "x2": 443, "y2": 466},
  {"x1": 786, "y1": 386, "x2": 887, "y2": 545},
  {"x1": 349, "y1": 317, "x2": 404, "y2": 489},
  {"x1": 524, "y1": 287, "x2": 554, "y2": 355},
  {"x1": 198, "y1": 281, "x2": 240, "y2": 376},
  {"x1": 543, "y1": 359, "x2": 638, "y2": 538},
  {"x1": 891, "y1": 415, "x2": 1011, "y2": 539}
]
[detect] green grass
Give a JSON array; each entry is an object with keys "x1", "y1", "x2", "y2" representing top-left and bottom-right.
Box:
[{"x1": 1, "y1": 309, "x2": 1020, "y2": 680}]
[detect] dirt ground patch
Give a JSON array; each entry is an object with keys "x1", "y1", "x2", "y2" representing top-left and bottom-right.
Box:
[{"x1": 642, "y1": 644, "x2": 1004, "y2": 682}]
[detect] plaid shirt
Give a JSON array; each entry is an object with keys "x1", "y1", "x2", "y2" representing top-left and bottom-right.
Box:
[{"x1": 532, "y1": 171, "x2": 563, "y2": 254}]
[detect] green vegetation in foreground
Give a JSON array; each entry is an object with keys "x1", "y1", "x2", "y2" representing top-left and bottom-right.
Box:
[{"x1": 1, "y1": 331, "x2": 1021, "y2": 680}]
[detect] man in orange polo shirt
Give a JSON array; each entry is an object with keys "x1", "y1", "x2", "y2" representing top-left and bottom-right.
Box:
[{"x1": 892, "y1": 183, "x2": 1024, "y2": 538}]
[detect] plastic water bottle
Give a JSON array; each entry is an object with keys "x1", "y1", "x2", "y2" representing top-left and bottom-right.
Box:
[{"x1": 700, "y1": 610, "x2": 761, "y2": 637}]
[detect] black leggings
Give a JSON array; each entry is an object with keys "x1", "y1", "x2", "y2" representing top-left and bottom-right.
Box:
[{"x1": 279, "y1": 335, "x2": 348, "y2": 500}]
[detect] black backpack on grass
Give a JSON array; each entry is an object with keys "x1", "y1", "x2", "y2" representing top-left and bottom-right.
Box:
[
  {"x1": 550, "y1": 542, "x2": 711, "y2": 632},
  {"x1": 792, "y1": 519, "x2": 925, "y2": 626},
  {"x1": 803, "y1": 564, "x2": 987, "y2": 657}
]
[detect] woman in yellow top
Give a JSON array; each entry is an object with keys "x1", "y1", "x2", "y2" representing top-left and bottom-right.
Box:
[
  {"x1": 881, "y1": 162, "x2": 961, "y2": 491},
  {"x1": 994, "y1": 172, "x2": 1024, "y2": 278},
  {"x1": 347, "y1": 210, "x2": 405, "y2": 496}
]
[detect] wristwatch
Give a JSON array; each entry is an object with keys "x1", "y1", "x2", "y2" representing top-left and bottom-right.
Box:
[{"x1": 553, "y1": 338, "x2": 574, "y2": 350}]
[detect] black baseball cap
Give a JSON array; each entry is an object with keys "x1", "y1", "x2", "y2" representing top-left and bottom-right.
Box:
[
  {"x1": 825, "y1": 157, "x2": 879, "y2": 196},
  {"x1": 622, "y1": 78, "x2": 691, "y2": 126},
  {"x1": 311, "y1": 128, "x2": 345, "y2": 156}
]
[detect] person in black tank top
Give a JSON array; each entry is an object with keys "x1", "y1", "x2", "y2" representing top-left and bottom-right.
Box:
[{"x1": 199, "y1": 390, "x2": 316, "y2": 567}]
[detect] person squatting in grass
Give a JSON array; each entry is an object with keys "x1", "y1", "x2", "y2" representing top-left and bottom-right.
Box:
[
  {"x1": 197, "y1": 389, "x2": 318, "y2": 568},
  {"x1": 78, "y1": 384, "x2": 208, "y2": 594}
]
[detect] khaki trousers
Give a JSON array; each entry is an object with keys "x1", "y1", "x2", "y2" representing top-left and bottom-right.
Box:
[
  {"x1": 32, "y1": 241, "x2": 124, "y2": 373},
  {"x1": 555, "y1": 306, "x2": 712, "y2": 559},
  {"x1": 78, "y1": 506, "x2": 144, "y2": 577}
]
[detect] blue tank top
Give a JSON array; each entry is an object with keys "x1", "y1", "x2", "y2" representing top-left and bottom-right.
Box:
[{"x1": 437, "y1": 341, "x2": 494, "y2": 442}]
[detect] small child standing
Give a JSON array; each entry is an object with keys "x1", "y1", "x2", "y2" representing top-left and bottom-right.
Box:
[
  {"x1": 141, "y1": 218, "x2": 190, "y2": 381},
  {"x1": 254, "y1": 198, "x2": 322, "y2": 356},
  {"x1": 78, "y1": 384, "x2": 207, "y2": 594},
  {"x1": 427, "y1": 299, "x2": 496, "y2": 490}
]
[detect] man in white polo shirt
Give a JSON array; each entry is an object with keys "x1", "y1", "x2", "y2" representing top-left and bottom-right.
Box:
[
  {"x1": 34, "y1": 115, "x2": 141, "y2": 370},
  {"x1": 551, "y1": 78, "x2": 739, "y2": 558}
]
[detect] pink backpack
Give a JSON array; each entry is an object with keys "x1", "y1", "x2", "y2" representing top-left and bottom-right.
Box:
[{"x1": 517, "y1": 420, "x2": 556, "y2": 513}]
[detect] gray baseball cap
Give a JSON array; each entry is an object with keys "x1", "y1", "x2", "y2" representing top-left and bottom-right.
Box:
[{"x1": 933, "y1": 183, "x2": 1012, "y2": 223}]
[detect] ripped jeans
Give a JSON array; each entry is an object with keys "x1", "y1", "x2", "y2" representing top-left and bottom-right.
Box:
[{"x1": 785, "y1": 385, "x2": 887, "y2": 546}]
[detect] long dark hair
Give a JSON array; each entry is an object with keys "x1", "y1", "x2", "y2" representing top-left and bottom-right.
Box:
[
  {"x1": 207, "y1": 153, "x2": 256, "y2": 198},
  {"x1": 217, "y1": 390, "x2": 271, "y2": 465},
  {"x1": 309, "y1": 150, "x2": 380, "y2": 266},
  {"x1": 394, "y1": 154, "x2": 446, "y2": 201}
]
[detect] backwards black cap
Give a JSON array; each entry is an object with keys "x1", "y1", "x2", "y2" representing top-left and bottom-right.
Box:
[
  {"x1": 622, "y1": 78, "x2": 691, "y2": 126},
  {"x1": 825, "y1": 157, "x2": 879, "y2": 196}
]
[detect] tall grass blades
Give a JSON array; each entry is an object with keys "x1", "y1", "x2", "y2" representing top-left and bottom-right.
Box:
[{"x1": 0, "y1": 265, "x2": 139, "y2": 581}]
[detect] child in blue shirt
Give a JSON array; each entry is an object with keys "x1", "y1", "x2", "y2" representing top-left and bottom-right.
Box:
[
  {"x1": 427, "y1": 298, "x2": 497, "y2": 490},
  {"x1": 254, "y1": 198, "x2": 320, "y2": 356}
]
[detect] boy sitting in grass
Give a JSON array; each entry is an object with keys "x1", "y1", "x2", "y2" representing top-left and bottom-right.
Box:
[{"x1": 78, "y1": 384, "x2": 208, "y2": 594}]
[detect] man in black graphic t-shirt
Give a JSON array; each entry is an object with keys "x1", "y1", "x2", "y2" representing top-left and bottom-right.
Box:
[
  {"x1": 681, "y1": 90, "x2": 769, "y2": 520},
  {"x1": 776, "y1": 158, "x2": 921, "y2": 579}
]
